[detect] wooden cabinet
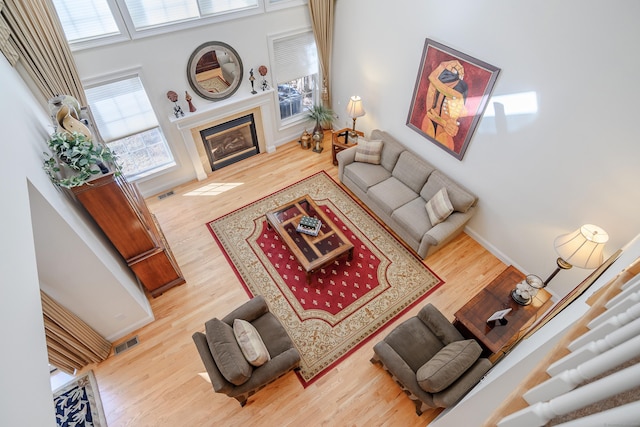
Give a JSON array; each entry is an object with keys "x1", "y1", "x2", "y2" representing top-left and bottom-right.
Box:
[{"x1": 71, "y1": 172, "x2": 185, "y2": 297}]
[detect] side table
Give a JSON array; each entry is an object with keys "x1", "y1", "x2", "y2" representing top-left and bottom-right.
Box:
[
  {"x1": 332, "y1": 128, "x2": 363, "y2": 166},
  {"x1": 453, "y1": 265, "x2": 552, "y2": 360}
]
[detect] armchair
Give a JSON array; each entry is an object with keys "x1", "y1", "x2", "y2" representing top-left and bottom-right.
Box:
[
  {"x1": 371, "y1": 303, "x2": 491, "y2": 415},
  {"x1": 192, "y1": 295, "x2": 301, "y2": 406}
]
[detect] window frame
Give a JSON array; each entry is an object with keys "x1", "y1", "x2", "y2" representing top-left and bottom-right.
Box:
[
  {"x1": 56, "y1": 0, "x2": 307, "y2": 51},
  {"x1": 82, "y1": 68, "x2": 178, "y2": 182},
  {"x1": 268, "y1": 27, "x2": 321, "y2": 129}
]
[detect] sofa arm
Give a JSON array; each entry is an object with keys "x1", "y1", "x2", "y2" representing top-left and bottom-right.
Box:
[
  {"x1": 372, "y1": 341, "x2": 435, "y2": 407},
  {"x1": 417, "y1": 304, "x2": 464, "y2": 345},
  {"x1": 337, "y1": 145, "x2": 357, "y2": 181},
  {"x1": 231, "y1": 347, "x2": 300, "y2": 396},
  {"x1": 222, "y1": 295, "x2": 269, "y2": 325}
]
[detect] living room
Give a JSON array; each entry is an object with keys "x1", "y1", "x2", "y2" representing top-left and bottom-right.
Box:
[{"x1": 2, "y1": 0, "x2": 639, "y2": 426}]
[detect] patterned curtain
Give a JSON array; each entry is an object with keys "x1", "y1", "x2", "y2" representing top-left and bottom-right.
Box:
[
  {"x1": 308, "y1": 0, "x2": 334, "y2": 108},
  {"x1": 0, "y1": 0, "x2": 86, "y2": 104},
  {"x1": 41, "y1": 291, "x2": 111, "y2": 374}
]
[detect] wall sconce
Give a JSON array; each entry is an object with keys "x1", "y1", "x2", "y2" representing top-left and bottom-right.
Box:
[
  {"x1": 544, "y1": 224, "x2": 609, "y2": 286},
  {"x1": 346, "y1": 95, "x2": 365, "y2": 137}
]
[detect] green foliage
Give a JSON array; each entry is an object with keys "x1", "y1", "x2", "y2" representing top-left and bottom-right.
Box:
[
  {"x1": 43, "y1": 132, "x2": 119, "y2": 188},
  {"x1": 305, "y1": 104, "x2": 335, "y2": 127}
]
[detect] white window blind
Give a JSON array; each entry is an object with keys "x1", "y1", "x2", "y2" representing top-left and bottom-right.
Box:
[
  {"x1": 273, "y1": 31, "x2": 318, "y2": 83},
  {"x1": 51, "y1": 0, "x2": 120, "y2": 42},
  {"x1": 85, "y1": 76, "x2": 158, "y2": 141},
  {"x1": 198, "y1": 0, "x2": 259, "y2": 16},
  {"x1": 123, "y1": 0, "x2": 200, "y2": 29}
]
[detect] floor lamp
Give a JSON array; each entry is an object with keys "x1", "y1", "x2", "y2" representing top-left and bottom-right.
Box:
[{"x1": 544, "y1": 224, "x2": 609, "y2": 286}]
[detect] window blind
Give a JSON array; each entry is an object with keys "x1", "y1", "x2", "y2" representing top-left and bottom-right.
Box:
[
  {"x1": 123, "y1": 0, "x2": 199, "y2": 29},
  {"x1": 51, "y1": 0, "x2": 120, "y2": 42},
  {"x1": 198, "y1": 0, "x2": 258, "y2": 16},
  {"x1": 273, "y1": 31, "x2": 318, "y2": 83},
  {"x1": 85, "y1": 76, "x2": 159, "y2": 142}
]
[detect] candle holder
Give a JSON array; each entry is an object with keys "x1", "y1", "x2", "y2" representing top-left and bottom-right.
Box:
[{"x1": 511, "y1": 274, "x2": 544, "y2": 305}]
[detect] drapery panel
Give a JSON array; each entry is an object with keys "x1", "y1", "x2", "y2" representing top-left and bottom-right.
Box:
[
  {"x1": 0, "y1": 0, "x2": 86, "y2": 104},
  {"x1": 308, "y1": 0, "x2": 334, "y2": 107},
  {"x1": 41, "y1": 291, "x2": 111, "y2": 374}
]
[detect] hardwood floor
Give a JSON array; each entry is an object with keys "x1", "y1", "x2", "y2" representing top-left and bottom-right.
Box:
[{"x1": 86, "y1": 137, "x2": 506, "y2": 426}]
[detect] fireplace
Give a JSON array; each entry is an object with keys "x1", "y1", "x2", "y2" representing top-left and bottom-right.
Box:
[{"x1": 199, "y1": 114, "x2": 259, "y2": 171}]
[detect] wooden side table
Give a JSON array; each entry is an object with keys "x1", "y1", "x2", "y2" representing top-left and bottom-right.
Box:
[
  {"x1": 331, "y1": 128, "x2": 363, "y2": 166},
  {"x1": 453, "y1": 266, "x2": 552, "y2": 358}
]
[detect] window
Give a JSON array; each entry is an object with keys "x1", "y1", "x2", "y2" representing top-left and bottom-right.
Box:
[
  {"x1": 271, "y1": 30, "x2": 319, "y2": 123},
  {"x1": 85, "y1": 75, "x2": 175, "y2": 180},
  {"x1": 51, "y1": 0, "x2": 262, "y2": 48}
]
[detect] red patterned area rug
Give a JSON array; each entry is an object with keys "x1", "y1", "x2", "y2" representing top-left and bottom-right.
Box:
[{"x1": 207, "y1": 171, "x2": 443, "y2": 386}]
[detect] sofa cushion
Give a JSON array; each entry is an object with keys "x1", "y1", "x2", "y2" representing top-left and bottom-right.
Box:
[
  {"x1": 205, "y1": 318, "x2": 253, "y2": 386},
  {"x1": 371, "y1": 129, "x2": 405, "y2": 172},
  {"x1": 343, "y1": 162, "x2": 392, "y2": 194},
  {"x1": 421, "y1": 171, "x2": 476, "y2": 213},
  {"x1": 392, "y1": 151, "x2": 434, "y2": 193},
  {"x1": 233, "y1": 319, "x2": 271, "y2": 367},
  {"x1": 368, "y1": 177, "x2": 419, "y2": 216},
  {"x1": 391, "y1": 197, "x2": 433, "y2": 242},
  {"x1": 354, "y1": 139, "x2": 383, "y2": 164},
  {"x1": 416, "y1": 339, "x2": 482, "y2": 393},
  {"x1": 425, "y1": 188, "x2": 454, "y2": 225}
]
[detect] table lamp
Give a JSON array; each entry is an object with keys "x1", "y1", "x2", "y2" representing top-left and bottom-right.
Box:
[
  {"x1": 544, "y1": 224, "x2": 609, "y2": 286},
  {"x1": 346, "y1": 95, "x2": 365, "y2": 137}
]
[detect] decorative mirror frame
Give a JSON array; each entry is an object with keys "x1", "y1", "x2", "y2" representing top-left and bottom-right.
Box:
[{"x1": 187, "y1": 41, "x2": 244, "y2": 101}]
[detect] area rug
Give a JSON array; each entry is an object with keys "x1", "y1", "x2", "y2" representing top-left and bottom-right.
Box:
[
  {"x1": 207, "y1": 171, "x2": 443, "y2": 386},
  {"x1": 199, "y1": 75, "x2": 230, "y2": 93},
  {"x1": 53, "y1": 370, "x2": 107, "y2": 427}
]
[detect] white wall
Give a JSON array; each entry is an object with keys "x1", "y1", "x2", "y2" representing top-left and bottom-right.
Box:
[
  {"x1": 332, "y1": 0, "x2": 640, "y2": 300},
  {"x1": 0, "y1": 54, "x2": 153, "y2": 425}
]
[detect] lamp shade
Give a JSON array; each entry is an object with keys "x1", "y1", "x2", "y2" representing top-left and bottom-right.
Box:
[
  {"x1": 554, "y1": 224, "x2": 609, "y2": 269},
  {"x1": 346, "y1": 96, "x2": 365, "y2": 119}
]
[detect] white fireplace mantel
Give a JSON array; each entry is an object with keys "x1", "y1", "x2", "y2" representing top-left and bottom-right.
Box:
[{"x1": 170, "y1": 88, "x2": 277, "y2": 180}]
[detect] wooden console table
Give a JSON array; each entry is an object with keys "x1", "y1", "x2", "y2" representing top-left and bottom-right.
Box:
[{"x1": 453, "y1": 266, "x2": 552, "y2": 358}]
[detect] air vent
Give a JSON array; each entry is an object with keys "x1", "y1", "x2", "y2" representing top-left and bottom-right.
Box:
[
  {"x1": 158, "y1": 190, "x2": 175, "y2": 200},
  {"x1": 114, "y1": 335, "x2": 140, "y2": 355}
]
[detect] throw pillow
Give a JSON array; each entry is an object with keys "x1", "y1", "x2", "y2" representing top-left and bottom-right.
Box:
[
  {"x1": 354, "y1": 139, "x2": 384, "y2": 164},
  {"x1": 425, "y1": 187, "x2": 454, "y2": 225},
  {"x1": 416, "y1": 339, "x2": 482, "y2": 393},
  {"x1": 233, "y1": 319, "x2": 271, "y2": 367},
  {"x1": 205, "y1": 318, "x2": 253, "y2": 386}
]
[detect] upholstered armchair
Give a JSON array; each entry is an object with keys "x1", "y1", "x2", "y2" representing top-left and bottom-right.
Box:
[
  {"x1": 371, "y1": 303, "x2": 491, "y2": 415},
  {"x1": 192, "y1": 295, "x2": 301, "y2": 406}
]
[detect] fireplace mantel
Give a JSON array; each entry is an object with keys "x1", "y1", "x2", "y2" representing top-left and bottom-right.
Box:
[{"x1": 170, "y1": 88, "x2": 277, "y2": 180}]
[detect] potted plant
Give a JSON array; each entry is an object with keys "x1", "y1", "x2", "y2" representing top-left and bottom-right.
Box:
[
  {"x1": 43, "y1": 131, "x2": 118, "y2": 189},
  {"x1": 305, "y1": 104, "x2": 335, "y2": 135}
]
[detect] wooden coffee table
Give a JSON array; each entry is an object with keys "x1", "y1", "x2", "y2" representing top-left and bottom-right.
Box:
[
  {"x1": 265, "y1": 195, "x2": 354, "y2": 283},
  {"x1": 453, "y1": 266, "x2": 552, "y2": 358}
]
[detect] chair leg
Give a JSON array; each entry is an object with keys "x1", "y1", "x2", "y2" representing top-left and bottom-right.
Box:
[
  {"x1": 370, "y1": 353, "x2": 381, "y2": 365},
  {"x1": 235, "y1": 395, "x2": 248, "y2": 407}
]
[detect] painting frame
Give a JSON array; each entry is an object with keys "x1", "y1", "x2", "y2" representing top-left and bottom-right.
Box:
[{"x1": 407, "y1": 39, "x2": 500, "y2": 160}]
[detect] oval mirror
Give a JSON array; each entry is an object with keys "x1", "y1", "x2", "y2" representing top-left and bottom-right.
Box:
[{"x1": 187, "y1": 41, "x2": 243, "y2": 101}]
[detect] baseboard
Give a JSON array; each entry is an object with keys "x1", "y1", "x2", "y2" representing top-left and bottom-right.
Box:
[
  {"x1": 105, "y1": 314, "x2": 154, "y2": 343},
  {"x1": 464, "y1": 226, "x2": 526, "y2": 274}
]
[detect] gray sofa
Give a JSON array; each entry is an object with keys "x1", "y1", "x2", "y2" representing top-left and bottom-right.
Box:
[
  {"x1": 371, "y1": 303, "x2": 492, "y2": 414},
  {"x1": 192, "y1": 295, "x2": 300, "y2": 406},
  {"x1": 337, "y1": 129, "x2": 477, "y2": 258}
]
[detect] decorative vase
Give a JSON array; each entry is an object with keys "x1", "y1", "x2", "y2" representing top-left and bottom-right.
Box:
[{"x1": 312, "y1": 131, "x2": 323, "y2": 153}]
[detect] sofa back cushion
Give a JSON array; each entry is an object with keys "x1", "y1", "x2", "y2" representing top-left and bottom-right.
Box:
[
  {"x1": 420, "y1": 171, "x2": 476, "y2": 213},
  {"x1": 384, "y1": 317, "x2": 444, "y2": 372},
  {"x1": 371, "y1": 129, "x2": 405, "y2": 172},
  {"x1": 205, "y1": 318, "x2": 253, "y2": 386},
  {"x1": 392, "y1": 151, "x2": 435, "y2": 193}
]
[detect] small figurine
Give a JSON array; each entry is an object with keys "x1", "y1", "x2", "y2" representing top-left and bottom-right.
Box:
[
  {"x1": 185, "y1": 90, "x2": 196, "y2": 112},
  {"x1": 258, "y1": 65, "x2": 269, "y2": 91},
  {"x1": 167, "y1": 90, "x2": 184, "y2": 118},
  {"x1": 249, "y1": 68, "x2": 257, "y2": 94}
]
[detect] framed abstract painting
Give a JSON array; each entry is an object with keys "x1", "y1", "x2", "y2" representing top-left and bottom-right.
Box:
[{"x1": 407, "y1": 39, "x2": 500, "y2": 160}]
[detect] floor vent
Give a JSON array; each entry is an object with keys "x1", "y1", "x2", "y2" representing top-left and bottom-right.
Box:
[
  {"x1": 114, "y1": 336, "x2": 140, "y2": 355},
  {"x1": 158, "y1": 190, "x2": 175, "y2": 200}
]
